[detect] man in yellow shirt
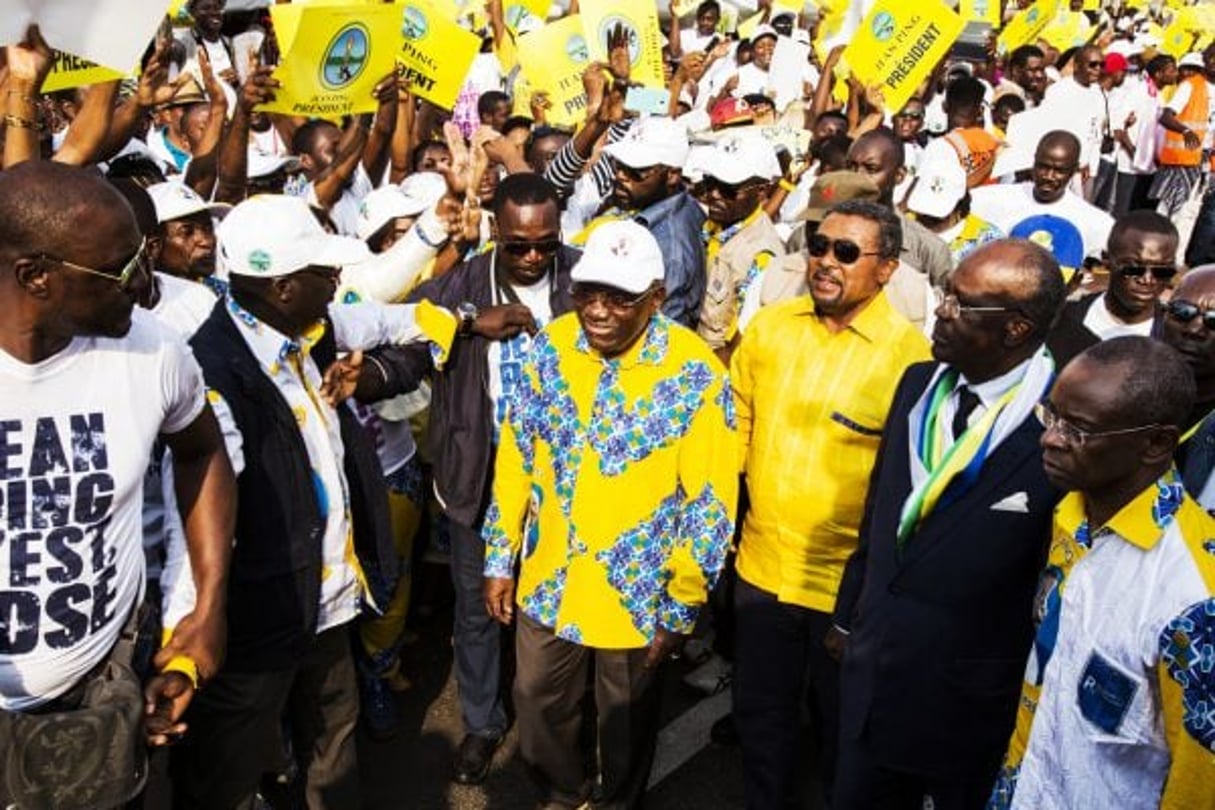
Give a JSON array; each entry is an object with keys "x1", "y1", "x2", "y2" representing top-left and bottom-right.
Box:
[
  {"x1": 481, "y1": 221, "x2": 737, "y2": 809},
  {"x1": 730, "y1": 200, "x2": 931, "y2": 807}
]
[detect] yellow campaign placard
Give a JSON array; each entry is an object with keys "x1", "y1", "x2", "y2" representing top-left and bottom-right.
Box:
[
  {"x1": 1083, "y1": 0, "x2": 1099, "y2": 9},
  {"x1": 842, "y1": 0, "x2": 964, "y2": 117},
  {"x1": 672, "y1": 0, "x2": 700, "y2": 19},
  {"x1": 959, "y1": 0, "x2": 1001, "y2": 26},
  {"x1": 579, "y1": 0, "x2": 666, "y2": 89},
  {"x1": 397, "y1": 1, "x2": 482, "y2": 110},
  {"x1": 503, "y1": 0, "x2": 550, "y2": 33},
  {"x1": 1161, "y1": 20, "x2": 1196, "y2": 58},
  {"x1": 517, "y1": 15, "x2": 592, "y2": 129},
  {"x1": 998, "y1": 0, "x2": 1061, "y2": 55},
  {"x1": 42, "y1": 50, "x2": 127, "y2": 93},
  {"x1": 1041, "y1": 11, "x2": 1094, "y2": 50},
  {"x1": 262, "y1": 3, "x2": 398, "y2": 118}
]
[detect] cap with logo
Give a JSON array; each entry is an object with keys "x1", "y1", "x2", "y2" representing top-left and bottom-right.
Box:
[
  {"x1": 146, "y1": 181, "x2": 231, "y2": 224},
  {"x1": 355, "y1": 172, "x2": 448, "y2": 241},
  {"x1": 799, "y1": 170, "x2": 881, "y2": 222},
  {"x1": 218, "y1": 195, "x2": 370, "y2": 278},
  {"x1": 604, "y1": 117, "x2": 691, "y2": 170},
  {"x1": 570, "y1": 220, "x2": 664, "y2": 294},
  {"x1": 1009, "y1": 214, "x2": 1084, "y2": 273},
  {"x1": 907, "y1": 159, "x2": 967, "y2": 219},
  {"x1": 701, "y1": 133, "x2": 782, "y2": 185},
  {"x1": 247, "y1": 150, "x2": 303, "y2": 180}
]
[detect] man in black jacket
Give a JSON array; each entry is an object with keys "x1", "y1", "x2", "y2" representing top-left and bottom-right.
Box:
[
  {"x1": 172, "y1": 195, "x2": 457, "y2": 809},
  {"x1": 361, "y1": 173, "x2": 579, "y2": 784}
]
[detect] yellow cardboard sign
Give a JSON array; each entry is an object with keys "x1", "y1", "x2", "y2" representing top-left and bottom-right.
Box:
[
  {"x1": 1161, "y1": 20, "x2": 1196, "y2": 58},
  {"x1": 503, "y1": 0, "x2": 549, "y2": 33},
  {"x1": 1083, "y1": 0, "x2": 1099, "y2": 9},
  {"x1": 579, "y1": 0, "x2": 666, "y2": 89},
  {"x1": 998, "y1": 0, "x2": 1061, "y2": 55},
  {"x1": 42, "y1": 50, "x2": 126, "y2": 93},
  {"x1": 842, "y1": 0, "x2": 964, "y2": 116},
  {"x1": 672, "y1": 0, "x2": 700, "y2": 19},
  {"x1": 397, "y1": 1, "x2": 482, "y2": 110},
  {"x1": 959, "y1": 0, "x2": 1001, "y2": 26},
  {"x1": 262, "y1": 3, "x2": 398, "y2": 117},
  {"x1": 1041, "y1": 11, "x2": 1094, "y2": 50},
  {"x1": 517, "y1": 15, "x2": 592, "y2": 129}
]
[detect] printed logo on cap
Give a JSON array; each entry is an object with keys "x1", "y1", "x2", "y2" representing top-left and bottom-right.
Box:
[
  {"x1": 247, "y1": 249, "x2": 273, "y2": 274},
  {"x1": 598, "y1": 16, "x2": 641, "y2": 65},
  {"x1": 401, "y1": 5, "x2": 429, "y2": 41},
  {"x1": 1026, "y1": 229, "x2": 1054, "y2": 252},
  {"x1": 930, "y1": 176, "x2": 946, "y2": 193},
  {"x1": 320, "y1": 24, "x2": 370, "y2": 90},
  {"x1": 608, "y1": 233, "x2": 634, "y2": 257},
  {"x1": 566, "y1": 34, "x2": 590, "y2": 63},
  {"x1": 872, "y1": 11, "x2": 896, "y2": 43}
]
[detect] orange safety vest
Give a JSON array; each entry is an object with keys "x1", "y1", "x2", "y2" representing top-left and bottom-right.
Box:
[{"x1": 1159, "y1": 74, "x2": 1209, "y2": 168}]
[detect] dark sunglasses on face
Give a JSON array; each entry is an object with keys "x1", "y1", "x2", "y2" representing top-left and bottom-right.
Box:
[
  {"x1": 498, "y1": 239, "x2": 562, "y2": 257},
  {"x1": 703, "y1": 177, "x2": 764, "y2": 200},
  {"x1": 1166, "y1": 299, "x2": 1215, "y2": 330},
  {"x1": 895, "y1": 111, "x2": 924, "y2": 120},
  {"x1": 617, "y1": 164, "x2": 662, "y2": 183},
  {"x1": 569, "y1": 282, "x2": 654, "y2": 309},
  {"x1": 807, "y1": 232, "x2": 880, "y2": 265},
  {"x1": 1117, "y1": 264, "x2": 1177, "y2": 281}
]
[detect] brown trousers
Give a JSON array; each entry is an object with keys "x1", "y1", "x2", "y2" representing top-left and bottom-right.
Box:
[{"x1": 514, "y1": 614, "x2": 663, "y2": 810}]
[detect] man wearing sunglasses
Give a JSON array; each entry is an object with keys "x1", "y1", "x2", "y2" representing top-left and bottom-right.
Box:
[
  {"x1": 730, "y1": 200, "x2": 930, "y2": 808},
  {"x1": 348, "y1": 173, "x2": 580, "y2": 785},
  {"x1": 831, "y1": 240, "x2": 1068, "y2": 809},
  {"x1": 1042, "y1": 45, "x2": 1108, "y2": 192},
  {"x1": 1048, "y1": 211, "x2": 1179, "y2": 368},
  {"x1": 990, "y1": 336, "x2": 1215, "y2": 810},
  {"x1": 481, "y1": 220, "x2": 736, "y2": 809},
  {"x1": 1158, "y1": 265, "x2": 1215, "y2": 510},
  {"x1": 694, "y1": 133, "x2": 784, "y2": 362}
]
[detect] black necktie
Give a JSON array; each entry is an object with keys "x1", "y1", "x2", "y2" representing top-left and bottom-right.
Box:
[{"x1": 953, "y1": 385, "x2": 981, "y2": 441}]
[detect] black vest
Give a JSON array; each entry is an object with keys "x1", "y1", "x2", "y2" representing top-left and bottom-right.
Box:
[{"x1": 189, "y1": 302, "x2": 396, "y2": 671}]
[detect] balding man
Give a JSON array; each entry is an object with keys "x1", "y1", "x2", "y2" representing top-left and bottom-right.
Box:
[
  {"x1": 970, "y1": 131, "x2": 1114, "y2": 260},
  {"x1": 0, "y1": 162, "x2": 236, "y2": 803},
  {"x1": 830, "y1": 240, "x2": 1068, "y2": 809},
  {"x1": 1158, "y1": 266, "x2": 1215, "y2": 509},
  {"x1": 991, "y1": 337, "x2": 1215, "y2": 810}
]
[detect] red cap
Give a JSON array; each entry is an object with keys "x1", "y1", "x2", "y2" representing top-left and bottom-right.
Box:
[{"x1": 1104, "y1": 53, "x2": 1129, "y2": 74}]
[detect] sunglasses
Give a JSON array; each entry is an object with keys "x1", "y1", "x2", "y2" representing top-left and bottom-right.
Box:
[
  {"x1": 498, "y1": 239, "x2": 562, "y2": 257},
  {"x1": 616, "y1": 164, "x2": 663, "y2": 183},
  {"x1": 807, "y1": 233, "x2": 881, "y2": 264},
  {"x1": 702, "y1": 177, "x2": 766, "y2": 200},
  {"x1": 895, "y1": 111, "x2": 925, "y2": 120},
  {"x1": 1166, "y1": 299, "x2": 1215, "y2": 330},
  {"x1": 37, "y1": 239, "x2": 149, "y2": 290},
  {"x1": 569, "y1": 282, "x2": 655, "y2": 309},
  {"x1": 1116, "y1": 264, "x2": 1177, "y2": 281},
  {"x1": 1085, "y1": 59, "x2": 1103, "y2": 68}
]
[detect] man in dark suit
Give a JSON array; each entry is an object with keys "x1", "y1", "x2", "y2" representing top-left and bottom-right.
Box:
[{"x1": 827, "y1": 240, "x2": 1069, "y2": 809}]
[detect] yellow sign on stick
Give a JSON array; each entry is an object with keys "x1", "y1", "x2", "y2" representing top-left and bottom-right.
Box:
[
  {"x1": 503, "y1": 0, "x2": 549, "y2": 33},
  {"x1": 1041, "y1": 11, "x2": 1095, "y2": 50},
  {"x1": 517, "y1": 15, "x2": 592, "y2": 129},
  {"x1": 997, "y1": 0, "x2": 1061, "y2": 55},
  {"x1": 842, "y1": 0, "x2": 964, "y2": 117},
  {"x1": 262, "y1": 3, "x2": 399, "y2": 118},
  {"x1": 396, "y1": 1, "x2": 482, "y2": 110},
  {"x1": 579, "y1": 0, "x2": 666, "y2": 89},
  {"x1": 959, "y1": 0, "x2": 1001, "y2": 26},
  {"x1": 1160, "y1": 19, "x2": 1196, "y2": 58},
  {"x1": 42, "y1": 51, "x2": 126, "y2": 93}
]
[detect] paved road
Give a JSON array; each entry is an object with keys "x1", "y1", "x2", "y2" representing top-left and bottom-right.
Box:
[{"x1": 358, "y1": 562, "x2": 822, "y2": 810}]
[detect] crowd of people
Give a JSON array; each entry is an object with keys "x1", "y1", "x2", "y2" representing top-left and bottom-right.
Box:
[{"x1": 1, "y1": 0, "x2": 1215, "y2": 808}]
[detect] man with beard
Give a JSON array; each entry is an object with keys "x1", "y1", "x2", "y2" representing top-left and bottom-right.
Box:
[
  {"x1": 970, "y1": 131, "x2": 1113, "y2": 259},
  {"x1": 996, "y1": 45, "x2": 1049, "y2": 108},
  {"x1": 829, "y1": 240, "x2": 1067, "y2": 809}
]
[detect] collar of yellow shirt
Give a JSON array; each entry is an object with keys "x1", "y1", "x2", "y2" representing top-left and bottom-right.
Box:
[
  {"x1": 572, "y1": 312, "x2": 670, "y2": 370},
  {"x1": 1055, "y1": 469, "x2": 1187, "y2": 552},
  {"x1": 787, "y1": 288, "x2": 901, "y2": 344}
]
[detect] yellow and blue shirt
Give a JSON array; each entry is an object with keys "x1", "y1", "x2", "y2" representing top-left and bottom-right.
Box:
[
  {"x1": 991, "y1": 471, "x2": 1215, "y2": 809},
  {"x1": 731, "y1": 292, "x2": 931, "y2": 611},
  {"x1": 482, "y1": 313, "x2": 738, "y2": 649}
]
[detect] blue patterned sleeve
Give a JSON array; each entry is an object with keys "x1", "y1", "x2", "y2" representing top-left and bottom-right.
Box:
[{"x1": 1157, "y1": 597, "x2": 1215, "y2": 808}]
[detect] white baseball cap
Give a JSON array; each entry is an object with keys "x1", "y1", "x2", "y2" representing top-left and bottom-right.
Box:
[
  {"x1": 146, "y1": 181, "x2": 230, "y2": 224},
  {"x1": 907, "y1": 159, "x2": 967, "y2": 219},
  {"x1": 247, "y1": 150, "x2": 302, "y2": 179},
  {"x1": 571, "y1": 220, "x2": 664, "y2": 294},
  {"x1": 1180, "y1": 52, "x2": 1205, "y2": 69},
  {"x1": 750, "y1": 24, "x2": 779, "y2": 43},
  {"x1": 702, "y1": 133, "x2": 782, "y2": 184},
  {"x1": 218, "y1": 195, "x2": 370, "y2": 278},
  {"x1": 604, "y1": 117, "x2": 690, "y2": 170},
  {"x1": 355, "y1": 173, "x2": 448, "y2": 241}
]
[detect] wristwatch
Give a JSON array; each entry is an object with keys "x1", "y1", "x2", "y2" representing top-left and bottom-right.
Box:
[{"x1": 457, "y1": 302, "x2": 478, "y2": 337}]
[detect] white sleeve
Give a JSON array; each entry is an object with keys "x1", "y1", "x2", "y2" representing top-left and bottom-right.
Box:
[
  {"x1": 1166, "y1": 82, "x2": 1192, "y2": 115},
  {"x1": 160, "y1": 336, "x2": 207, "y2": 435},
  {"x1": 336, "y1": 207, "x2": 447, "y2": 304},
  {"x1": 329, "y1": 300, "x2": 454, "y2": 350}
]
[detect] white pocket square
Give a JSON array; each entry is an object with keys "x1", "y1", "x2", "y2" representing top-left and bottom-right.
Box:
[{"x1": 991, "y1": 492, "x2": 1030, "y2": 513}]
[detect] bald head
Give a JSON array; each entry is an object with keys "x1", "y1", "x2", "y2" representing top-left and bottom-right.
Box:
[
  {"x1": 0, "y1": 162, "x2": 137, "y2": 267},
  {"x1": 968, "y1": 239, "x2": 1066, "y2": 339},
  {"x1": 1037, "y1": 131, "x2": 1081, "y2": 165},
  {"x1": 1074, "y1": 337, "x2": 1195, "y2": 430},
  {"x1": 1175, "y1": 264, "x2": 1215, "y2": 300},
  {"x1": 846, "y1": 128, "x2": 905, "y2": 203}
]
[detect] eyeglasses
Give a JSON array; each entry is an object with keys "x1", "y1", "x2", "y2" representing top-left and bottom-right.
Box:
[
  {"x1": 37, "y1": 239, "x2": 149, "y2": 290},
  {"x1": 702, "y1": 177, "x2": 766, "y2": 201},
  {"x1": 807, "y1": 233, "x2": 881, "y2": 264},
  {"x1": 936, "y1": 292, "x2": 1017, "y2": 319},
  {"x1": 616, "y1": 164, "x2": 663, "y2": 183},
  {"x1": 1084, "y1": 59, "x2": 1104, "y2": 68},
  {"x1": 569, "y1": 282, "x2": 654, "y2": 310},
  {"x1": 1116, "y1": 264, "x2": 1177, "y2": 282},
  {"x1": 1035, "y1": 401, "x2": 1161, "y2": 448},
  {"x1": 1166, "y1": 299, "x2": 1215, "y2": 331},
  {"x1": 497, "y1": 239, "x2": 562, "y2": 257}
]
